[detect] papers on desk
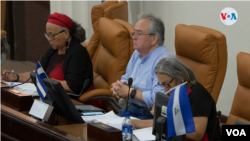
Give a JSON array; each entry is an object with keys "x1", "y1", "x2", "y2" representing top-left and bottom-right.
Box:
[
  {"x1": 82, "y1": 111, "x2": 120, "y2": 124},
  {"x1": 133, "y1": 127, "x2": 155, "y2": 141},
  {"x1": 81, "y1": 110, "x2": 118, "y2": 123},
  {"x1": 82, "y1": 110, "x2": 138, "y2": 130},
  {"x1": 82, "y1": 111, "x2": 156, "y2": 141},
  {"x1": 2, "y1": 82, "x2": 39, "y2": 97}
]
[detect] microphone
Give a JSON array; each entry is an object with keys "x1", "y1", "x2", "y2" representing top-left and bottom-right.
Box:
[
  {"x1": 126, "y1": 77, "x2": 133, "y2": 112},
  {"x1": 211, "y1": 111, "x2": 221, "y2": 141},
  {"x1": 128, "y1": 77, "x2": 133, "y2": 87},
  {"x1": 67, "y1": 79, "x2": 90, "y2": 97}
]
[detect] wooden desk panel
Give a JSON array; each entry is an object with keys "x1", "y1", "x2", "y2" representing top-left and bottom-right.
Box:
[
  {"x1": 1, "y1": 82, "x2": 8, "y2": 87},
  {"x1": 1, "y1": 104, "x2": 86, "y2": 141},
  {"x1": 55, "y1": 124, "x2": 88, "y2": 140}
]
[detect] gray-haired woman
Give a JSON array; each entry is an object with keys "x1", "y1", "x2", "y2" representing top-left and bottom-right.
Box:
[{"x1": 132, "y1": 56, "x2": 221, "y2": 141}]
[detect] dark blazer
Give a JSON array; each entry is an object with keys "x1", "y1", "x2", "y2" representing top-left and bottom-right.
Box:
[{"x1": 41, "y1": 38, "x2": 93, "y2": 93}]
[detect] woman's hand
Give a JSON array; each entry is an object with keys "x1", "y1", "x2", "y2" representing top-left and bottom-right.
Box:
[
  {"x1": 1, "y1": 70, "x2": 17, "y2": 82},
  {"x1": 186, "y1": 117, "x2": 208, "y2": 140},
  {"x1": 131, "y1": 119, "x2": 153, "y2": 129},
  {"x1": 131, "y1": 119, "x2": 140, "y2": 129}
]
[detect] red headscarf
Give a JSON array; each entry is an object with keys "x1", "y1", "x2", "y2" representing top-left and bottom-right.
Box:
[{"x1": 47, "y1": 12, "x2": 73, "y2": 30}]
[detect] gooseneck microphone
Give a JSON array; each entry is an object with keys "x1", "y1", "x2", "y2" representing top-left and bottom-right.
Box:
[
  {"x1": 126, "y1": 77, "x2": 133, "y2": 112},
  {"x1": 67, "y1": 79, "x2": 90, "y2": 97},
  {"x1": 211, "y1": 111, "x2": 221, "y2": 141}
]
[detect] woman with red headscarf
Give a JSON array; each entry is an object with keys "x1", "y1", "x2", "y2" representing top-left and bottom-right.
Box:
[{"x1": 2, "y1": 12, "x2": 100, "y2": 107}]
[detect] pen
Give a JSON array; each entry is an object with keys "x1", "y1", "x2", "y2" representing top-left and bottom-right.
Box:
[{"x1": 1, "y1": 70, "x2": 14, "y2": 75}]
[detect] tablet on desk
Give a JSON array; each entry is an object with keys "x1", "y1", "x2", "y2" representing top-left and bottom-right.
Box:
[
  {"x1": 75, "y1": 105, "x2": 104, "y2": 113},
  {"x1": 81, "y1": 112, "x2": 104, "y2": 116}
]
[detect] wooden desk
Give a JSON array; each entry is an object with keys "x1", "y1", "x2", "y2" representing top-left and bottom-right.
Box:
[
  {"x1": 1, "y1": 85, "x2": 86, "y2": 126},
  {"x1": 1, "y1": 85, "x2": 118, "y2": 141},
  {"x1": 1, "y1": 86, "x2": 88, "y2": 140},
  {"x1": 55, "y1": 123, "x2": 123, "y2": 141},
  {"x1": 1, "y1": 104, "x2": 86, "y2": 141},
  {"x1": 55, "y1": 124, "x2": 88, "y2": 140}
]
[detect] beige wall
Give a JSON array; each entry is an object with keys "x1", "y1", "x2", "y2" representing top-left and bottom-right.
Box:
[
  {"x1": 50, "y1": 1, "x2": 250, "y2": 116},
  {"x1": 50, "y1": 1, "x2": 142, "y2": 42},
  {"x1": 50, "y1": 1, "x2": 100, "y2": 43}
]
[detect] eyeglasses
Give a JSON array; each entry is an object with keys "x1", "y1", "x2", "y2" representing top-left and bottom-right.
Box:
[
  {"x1": 130, "y1": 32, "x2": 155, "y2": 38},
  {"x1": 44, "y1": 29, "x2": 66, "y2": 40},
  {"x1": 158, "y1": 77, "x2": 174, "y2": 88}
]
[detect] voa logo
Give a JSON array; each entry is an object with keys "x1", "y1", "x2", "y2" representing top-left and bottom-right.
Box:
[
  {"x1": 220, "y1": 7, "x2": 238, "y2": 25},
  {"x1": 226, "y1": 129, "x2": 246, "y2": 136}
]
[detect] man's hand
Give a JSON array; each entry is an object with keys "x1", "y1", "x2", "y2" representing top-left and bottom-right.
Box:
[
  {"x1": 111, "y1": 80, "x2": 128, "y2": 99},
  {"x1": 150, "y1": 101, "x2": 155, "y2": 115},
  {"x1": 111, "y1": 80, "x2": 120, "y2": 99}
]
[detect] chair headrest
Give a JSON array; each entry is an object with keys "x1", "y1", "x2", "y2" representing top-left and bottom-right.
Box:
[
  {"x1": 91, "y1": 1, "x2": 117, "y2": 32},
  {"x1": 99, "y1": 17, "x2": 130, "y2": 58},
  {"x1": 104, "y1": 1, "x2": 128, "y2": 22},
  {"x1": 175, "y1": 24, "x2": 221, "y2": 64}
]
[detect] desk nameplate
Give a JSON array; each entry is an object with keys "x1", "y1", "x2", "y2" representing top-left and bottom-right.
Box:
[
  {"x1": 87, "y1": 122, "x2": 122, "y2": 141},
  {"x1": 1, "y1": 87, "x2": 33, "y2": 111}
]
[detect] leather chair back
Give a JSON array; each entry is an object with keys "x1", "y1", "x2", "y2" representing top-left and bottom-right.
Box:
[
  {"x1": 84, "y1": 1, "x2": 128, "y2": 64},
  {"x1": 113, "y1": 19, "x2": 134, "y2": 58},
  {"x1": 79, "y1": 17, "x2": 134, "y2": 105},
  {"x1": 1, "y1": 0, "x2": 9, "y2": 65},
  {"x1": 84, "y1": 1, "x2": 117, "y2": 59},
  {"x1": 175, "y1": 24, "x2": 227, "y2": 103},
  {"x1": 93, "y1": 17, "x2": 132, "y2": 90},
  {"x1": 0, "y1": 0, "x2": 6, "y2": 30},
  {"x1": 226, "y1": 52, "x2": 250, "y2": 125}
]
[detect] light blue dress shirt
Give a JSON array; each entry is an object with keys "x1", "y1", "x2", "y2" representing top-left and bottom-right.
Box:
[{"x1": 120, "y1": 45, "x2": 174, "y2": 109}]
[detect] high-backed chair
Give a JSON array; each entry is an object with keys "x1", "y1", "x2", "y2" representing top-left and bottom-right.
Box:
[
  {"x1": 79, "y1": 17, "x2": 134, "y2": 112},
  {"x1": 82, "y1": 1, "x2": 128, "y2": 64},
  {"x1": 81, "y1": 1, "x2": 117, "y2": 58},
  {"x1": 175, "y1": 24, "x2": 227, "y2": 103},
  {"x1": 1, "y1": 1, "x2": 6, "y2": 36},
  {"x1": 226, "y1": 52, "x2": 250, "y2": 125},
  {"x1": 0, "y1": 0, "x2": 6, "y2": 31},
  {"x1": 1, "y1": 0, "x2": 10, "y2": 65}
]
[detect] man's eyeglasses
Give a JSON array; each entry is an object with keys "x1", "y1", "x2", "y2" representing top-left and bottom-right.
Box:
[
  {"x1": 158, "y1": 77, "x2": 174, "y2": 88},
  {"x1": 130, "y1": 32, "x2": 155, "y2": 38},
  {"x1": 44, "y1": 29, "x2": 66, "y2": 40}
]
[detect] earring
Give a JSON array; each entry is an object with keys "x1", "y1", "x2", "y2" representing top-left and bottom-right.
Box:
[{"x1": 65, "y1": 41, "x2": 68, "y2": 47}]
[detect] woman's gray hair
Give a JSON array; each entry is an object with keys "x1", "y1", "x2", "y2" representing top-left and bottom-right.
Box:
[
  {"x1": 139, "y1": 13, "x2": 165, "y2": 46},
  {"x1": 57, "y1": 25, "x2": 67, "y2": 31},
  {"x1": 73, "y1": 21, "x2": 86, "y2": 42},
  {"x1": 57, "y1": 21, "x2": 86, "y2": 43},
  {"x1": 154, "y1": 56, "x2": 197, "y2": 88}
]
